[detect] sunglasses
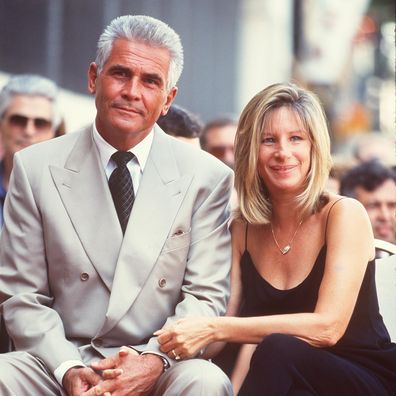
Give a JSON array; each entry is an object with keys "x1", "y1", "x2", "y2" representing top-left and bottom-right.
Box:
[{"x1": 7, "y1": 114, "x2": 52, "y2": 130}]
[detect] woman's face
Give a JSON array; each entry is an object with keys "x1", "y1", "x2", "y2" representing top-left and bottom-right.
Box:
[{"x1": 258, "y1": 106, "x2": 312, "y2": 197}]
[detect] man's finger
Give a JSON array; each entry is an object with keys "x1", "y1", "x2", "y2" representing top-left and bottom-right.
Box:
[
  {"x1": 118, "y1": 346, "x2": 139, "y2": 358},
  {"x1": 84, "y1": 367, "x2": 102, "y2": 385},
  {"x1": 82, "y1": 384, "x2": 106, "y2": 396},
  {"x1": 90, "y1": 355, "x2": 118, "y2": 370},
  {"x1": 102, "y1": 368, "x2": 123, "y2": 379},
  {"x1": 118, "y1": 346, "x2": 134, "y2": 357}
]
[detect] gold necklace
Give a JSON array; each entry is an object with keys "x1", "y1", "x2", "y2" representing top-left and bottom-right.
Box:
[{"x1": 270, "y1": 219, "x2": 303, "y2": 255}]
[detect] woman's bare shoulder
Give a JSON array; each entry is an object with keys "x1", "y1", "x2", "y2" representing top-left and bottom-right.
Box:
[{"x1": 324, "y1": 192, "x2": 367, "y2": 216}]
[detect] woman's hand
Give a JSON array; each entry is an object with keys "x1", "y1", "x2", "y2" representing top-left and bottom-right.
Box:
[{"x1": 154, "y1": 317, "x2": 217, "y2": 360}]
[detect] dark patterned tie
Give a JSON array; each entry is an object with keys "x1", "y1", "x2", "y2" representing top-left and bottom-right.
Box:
[{"x1": 109, "y1": 151, "x2": 135, "y2": 234}]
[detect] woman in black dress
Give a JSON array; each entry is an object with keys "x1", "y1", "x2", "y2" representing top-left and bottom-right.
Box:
[{"x1": 155, "y1": 83, "x2": 396, "y2": 395}]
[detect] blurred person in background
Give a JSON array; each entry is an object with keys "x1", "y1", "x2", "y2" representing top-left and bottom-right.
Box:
[
  {"x1": 157, "y1": 103, "x2": 203, "y2": 147},
  {"x1": 0, "y1": 74, "x2": 62, "y2": 227},
  {"x1": 340, "y1": 160, "x2": 396, "y2": 253},
  {"x1": 0, "y1": 74, "x2": 62, "y2": 356},
  {"x1": 156, "y1": 82, "x2": 396, "y2": 395},
  {"x1": 200, "y1": 115, "x2": 238, "y2": 169},
  {"x1": 201, "y1": 116, "x2": 239, "y2": 210}
]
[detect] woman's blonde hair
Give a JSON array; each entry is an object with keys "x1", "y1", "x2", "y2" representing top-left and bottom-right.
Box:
[{"x1": 234, "y1": 82, "x2": 332, "y2": 224}]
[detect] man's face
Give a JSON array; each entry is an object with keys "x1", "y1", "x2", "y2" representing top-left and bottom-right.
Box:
[
  {"x1": 204, "y1": 125, "x2": 237, "y2": 168},
  {"x1": 88, "y1": 38, "x2": 177, "y2": 150},
  {"x1": 355, "y1": 179, "x2": 396, "y2": 243},
  {"x1": 0, "y1": 95, "x2": 55, "y2": 158}
]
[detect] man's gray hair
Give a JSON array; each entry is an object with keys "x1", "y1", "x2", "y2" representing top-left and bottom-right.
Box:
[
  {"x1": 0, "y1": 74, "x2": 61, "y2": 129},
  {"x1": 95, "y1": 15, "x2": 184, "y2": 91}
]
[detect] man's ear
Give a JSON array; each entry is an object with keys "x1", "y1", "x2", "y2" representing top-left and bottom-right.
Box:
[
  {"x1": 161, "y1": 87, "x2": 178, "y2": 116},
  {"x1": 88, "y1": 63, "x2": 98, "y2": 94}
]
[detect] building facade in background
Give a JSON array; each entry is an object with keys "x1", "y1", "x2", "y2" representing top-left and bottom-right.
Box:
[{"x1": 0, "y1": 0, "x2": 393, "y2": 144}]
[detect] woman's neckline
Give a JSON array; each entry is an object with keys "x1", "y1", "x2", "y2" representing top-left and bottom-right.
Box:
[{"x1": 241, "y1": 245, "x2": 326, "y2": 292}]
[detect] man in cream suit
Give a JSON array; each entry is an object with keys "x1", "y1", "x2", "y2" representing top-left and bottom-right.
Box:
[{"x1": 0, "y1": 15, "x2": 233, "y2": 396}]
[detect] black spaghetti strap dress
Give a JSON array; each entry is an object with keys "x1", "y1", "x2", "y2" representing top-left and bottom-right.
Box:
[{"x1": 238, "y1": 246, "x2": 396, "y2": 395}]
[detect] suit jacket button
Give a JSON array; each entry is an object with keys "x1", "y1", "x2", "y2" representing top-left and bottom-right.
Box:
[
  {"x1": 158, "y1": 278, "x2": 166, "y2": 288},
  {"x1": 80, "y1": 272, "x2": 89, "y2": 281}
]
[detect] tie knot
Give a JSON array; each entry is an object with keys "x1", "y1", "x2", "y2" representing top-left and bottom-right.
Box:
[{"x1": 111, "y1": 151, "x2": 135, "y2": 167}]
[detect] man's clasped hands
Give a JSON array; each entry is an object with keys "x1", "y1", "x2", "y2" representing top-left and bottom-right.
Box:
[{"x1": 63, "y1": 347, "x2": 163, "y2": 396}]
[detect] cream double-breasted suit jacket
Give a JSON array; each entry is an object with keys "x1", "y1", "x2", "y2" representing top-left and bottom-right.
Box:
[{"x1": 0, "y1": 125, "x2": 233, "y2": 374}]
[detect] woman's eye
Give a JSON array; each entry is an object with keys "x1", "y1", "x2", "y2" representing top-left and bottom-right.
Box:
[
  {"x1": 290, "y1": 135, "x2": 302, "y2": 141},
  {"x1": 262, "y1": 137, "x2": 275, "y2": 144}
]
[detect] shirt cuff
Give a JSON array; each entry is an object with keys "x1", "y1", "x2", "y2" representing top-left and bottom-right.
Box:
[{"x1": 54, "y1": 360, "x2": 85, "y2": 387}]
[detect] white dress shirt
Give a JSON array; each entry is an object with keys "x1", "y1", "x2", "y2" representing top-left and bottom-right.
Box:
[{"x1": 93, "y1": 123, "x2": 153, "y2": 190}]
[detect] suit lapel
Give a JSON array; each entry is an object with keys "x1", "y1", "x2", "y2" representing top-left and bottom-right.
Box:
[
  {"x1": 101, "y1": 127, "x2": 193, "y2": 333},
  {"x1": 49, "y1": 127, "x2": 122, "y2": 291}
]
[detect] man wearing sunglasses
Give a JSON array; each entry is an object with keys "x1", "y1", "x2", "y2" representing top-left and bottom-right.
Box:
[{"x1": 0, "y1": 74, "x2": 61, "y2": 227}]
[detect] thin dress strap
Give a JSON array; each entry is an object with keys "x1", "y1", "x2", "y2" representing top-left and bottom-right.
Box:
[
  {"x1": 325, "y1": 197, "x2": 345, "y2": 239},
  {"x1": 245, "y1": 222, "x2": 249, "y2": 251}
]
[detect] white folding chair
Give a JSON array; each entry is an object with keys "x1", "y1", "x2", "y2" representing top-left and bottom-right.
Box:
[
  {"x1": 375, "y1": 238, "x2": 396, "y2": 256},
  {"x1": 374, "y1": 239, "x2": 396, "y2": 342}
]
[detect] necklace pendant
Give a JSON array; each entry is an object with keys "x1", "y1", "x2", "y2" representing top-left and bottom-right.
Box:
[{"x1": 281, "y1": 245, "x2": 291, "y2": 255}]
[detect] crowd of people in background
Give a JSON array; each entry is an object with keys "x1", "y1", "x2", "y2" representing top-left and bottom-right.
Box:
[{"x1": 0, "y1": 13, "x2": 394, "y2": 396}]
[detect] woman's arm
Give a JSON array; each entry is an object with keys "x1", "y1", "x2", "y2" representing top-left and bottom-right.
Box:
[
  {"x1": 156, "y1": 198, "x2": 375, "y2": 355},
  {"x1": 230, "y1": 344, "x2": 256, "y2": 394},
  {"x1": 214, "y1": 198, "x2": 375, "y2": 347}
]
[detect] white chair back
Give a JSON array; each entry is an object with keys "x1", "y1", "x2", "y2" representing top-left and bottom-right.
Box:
[{"x1": 374, "y1": 239, "x2": 396, "y2": 342}]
